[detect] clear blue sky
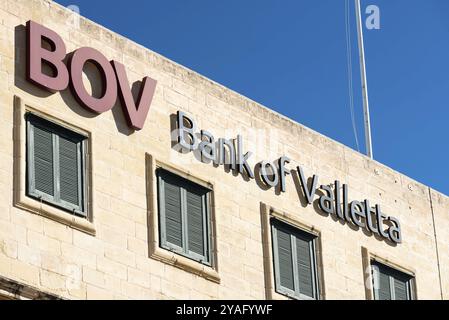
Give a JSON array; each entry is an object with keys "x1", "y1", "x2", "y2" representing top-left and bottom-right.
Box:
[{"x1": 55, "y1": 0, "x2": 449, "y2": 195}]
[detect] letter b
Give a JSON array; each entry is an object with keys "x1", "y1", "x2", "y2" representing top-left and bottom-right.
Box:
[
  {"x1": 177, "y1": 111, "x2": 198, "y2": 151},
  {"x1": 27, "y1": 20, "x2": 69, "y2": 92}
]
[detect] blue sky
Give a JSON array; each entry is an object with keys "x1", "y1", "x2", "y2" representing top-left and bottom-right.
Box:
[{"x1": 55, "y1": 0, "x2": 449, "y2": 195}]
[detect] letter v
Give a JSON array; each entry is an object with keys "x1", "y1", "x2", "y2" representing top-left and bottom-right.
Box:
[
  {"x1": 296, "y1": 166, "x2": 318, "y2": 204},
  {"x1": 112, "y1": 61, "x2": 157, "y2": 130}
]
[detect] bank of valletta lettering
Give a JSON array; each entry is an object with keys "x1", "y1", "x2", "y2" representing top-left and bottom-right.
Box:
[{"x1": 176, "y1": 111, "x2": 401, "y2": 244}]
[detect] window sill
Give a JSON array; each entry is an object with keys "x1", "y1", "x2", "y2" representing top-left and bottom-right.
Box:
[
  {"x1": 14, "y1": 195, "x2": 95, "y2": 235},
  {"x1": 149, "y1": 243, "x2": 220, "y2": 283}
]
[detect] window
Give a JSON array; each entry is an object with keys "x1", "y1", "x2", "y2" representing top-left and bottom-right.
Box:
[
  {"x1": 271, "y1": 219, "x2": 320, "y2": 300},
  {"x1": 26, "y1": 113, "x2": 87, "y2": 217},
  {"x1": 0, "y1": 275, "x2": 62, "y2": 300},
  {"x1": 157, "y1": 169, "x2": 212, "y2": 265},
  {"x1": 371, "y1": 261, "x2": 414, "y2": 300}
]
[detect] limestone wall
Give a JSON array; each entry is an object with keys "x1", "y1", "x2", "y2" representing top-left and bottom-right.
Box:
[{"x1": 0, "y1": 0, "x2": 447, "y2": 299}]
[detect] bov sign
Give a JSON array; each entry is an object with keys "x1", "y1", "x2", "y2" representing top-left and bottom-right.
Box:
[
  {"x1": 175, "y1": 111, "x2": 402, "y2": 244},
  {"x1": 26, "y1": 20, "x2": 157, "y2": 130}
]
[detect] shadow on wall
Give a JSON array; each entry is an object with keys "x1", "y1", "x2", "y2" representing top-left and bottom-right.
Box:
[{"x1": 14, "y1": 24, "x2": 143, "y2": 136}]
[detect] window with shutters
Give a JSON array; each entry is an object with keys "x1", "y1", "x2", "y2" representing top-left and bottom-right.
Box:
[
  {"x1": 157, "y1": 168, "x2": 211, "y2": 265},
  {"x1": 371, "y1": 261, "x2": 414, "y2": 300},
  {"x1": 26, "y1": 113, "x2": 87, "y2": 217},
  {"x1": 271, "y1": 219, "x2": 320, "y2": 300}
]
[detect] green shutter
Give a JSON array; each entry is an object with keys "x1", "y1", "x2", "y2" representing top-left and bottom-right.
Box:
[
  {"x1": 27, "y1": 114, "x2": 87, "y2": 217},
  {"x1": 59, "y1": 136, "x2": 80, "y2": 207},
  {"x1": 378, "y1": 267, "x2": 392, "y2": 300},
  {"x1": 272, "y1": 221, "x2": 319, "y2": 299},
  {"x1": 394, "y1": 277, "x2": 408, "y2": 300},
  {"x1": 158, "y1": 169, "x2": 211, "y2": 265},
  {"x1": 186, "y1": 188, "x2": 205, "y2": 257},
  {"x1": 373, "y1": 262, "x2": 413, "y2": 300},
  {"x1": 276, "y1": 227, "x2": 295, "y2": 291},
  {"x1": 162, "y1": 175, "x2": 183, "y2": 248},
  {"x1": 296, "y1": 236, "x2": 314, "y2": 297},
  {"x1": 33, "y1": 125, "x2": 54, "y2": 196}
]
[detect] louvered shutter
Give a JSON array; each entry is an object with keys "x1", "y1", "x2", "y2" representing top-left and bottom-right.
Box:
[
  {"x1": 27, "y1": 114, "x2": 87, "y2": 216},
  {"x1": 162, "y1": 174, "x2": 183, "y2": 248},
  {"x1": 296, "y1": 236, "x2": 314, "y2": 297},
  {"x1": 377, "y1": 265, "x2": 392, "y2": 300},
  {"x1": 186, "y1": 187, "x2": 205, "y2": 257},
  {"x1": 276, "y1": 227, "x2": 295, "y2": 291},
  {"x1": 373, "y1": 262, "x2": 413, "y2": 300},
  {"x1": 59, "y1": 136, "x2": 80, "y2": 208},
  {"x1": 394, "y1": 277, "x2": 408, "y2": 300},
  {"x1": 158, "y1": 169, "x2": 212, "y2": 264},
  {"x1": 33, "y1": 125, "x2": 54, "y2": 196}
]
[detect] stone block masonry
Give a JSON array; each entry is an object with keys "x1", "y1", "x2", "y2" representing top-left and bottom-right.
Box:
[{"x1": 0, "y1": 0, "x2": 447, "y2": 300}]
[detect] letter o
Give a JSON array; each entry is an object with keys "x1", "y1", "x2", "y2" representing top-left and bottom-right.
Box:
[
  {"x1": 69, "y1": 47, "x2": 117, "y2": 113},
  {"x1": 260, "y1": 161, "x2": 279, "y2": 188}
]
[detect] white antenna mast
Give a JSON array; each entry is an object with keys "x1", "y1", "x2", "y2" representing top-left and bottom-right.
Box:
[{"x1": 355, "y1": 0, "x2": 373, "y2": 159}]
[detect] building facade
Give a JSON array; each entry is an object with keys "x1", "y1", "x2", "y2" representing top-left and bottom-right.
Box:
[{"x1": 0, "y1": 0, "x2": 448, "y2": 300}]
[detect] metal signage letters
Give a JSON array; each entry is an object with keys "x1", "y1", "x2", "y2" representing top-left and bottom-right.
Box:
[
  {"x1": 26, "y1": 20, "x2": 157, "y2": 130},
  {"x1": 176, "y1": 111, "x2": 402, "y2": 244}
]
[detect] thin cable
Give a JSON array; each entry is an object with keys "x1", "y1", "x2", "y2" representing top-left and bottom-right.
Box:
[
  {"x1": 428, "y1": 187, "x2": 444, "y2": 300},
  {"x1": 345, "y1": 0, "x2": 360, "y2": 152}
]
